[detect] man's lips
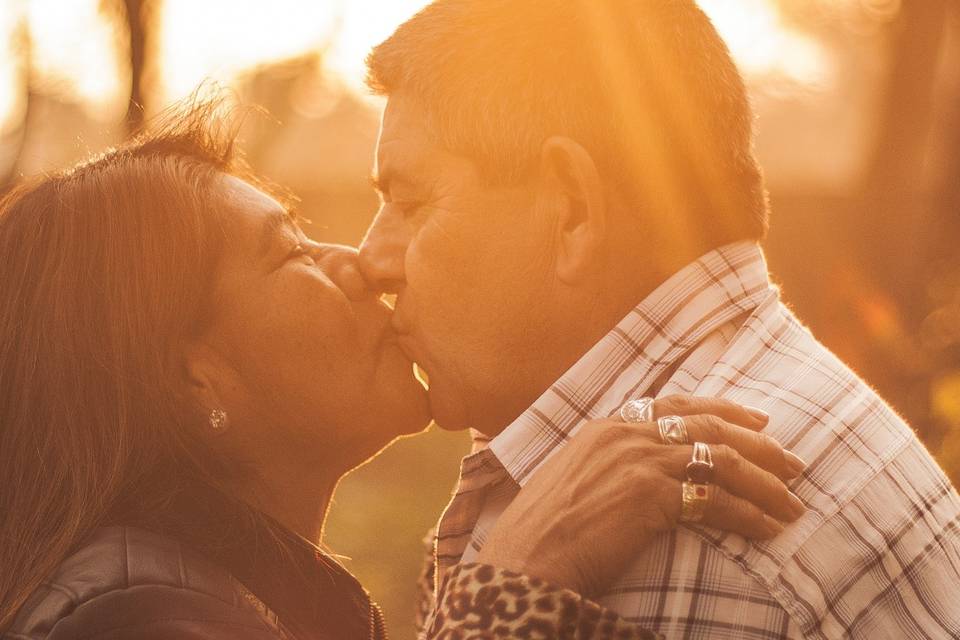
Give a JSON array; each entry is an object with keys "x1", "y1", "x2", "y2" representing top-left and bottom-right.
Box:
[
  {"x1": 387, "y1": 303, "x2": 423, "y2": 364},
  {"x1": 391, "y1": 333, "x2": 432, "y2": 388},
  {"x1": 389, "y1": 310, "x2": 408, "y2": 335}
]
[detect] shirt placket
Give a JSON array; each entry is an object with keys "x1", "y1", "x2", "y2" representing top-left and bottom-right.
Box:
[{"x1": 433, "y1": 449, "x2": 506, "y2": 594}]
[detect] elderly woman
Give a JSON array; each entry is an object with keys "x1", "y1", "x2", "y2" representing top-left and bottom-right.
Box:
[{"x1": 0, "y1": 104, "x2": 803, "y2": 639}]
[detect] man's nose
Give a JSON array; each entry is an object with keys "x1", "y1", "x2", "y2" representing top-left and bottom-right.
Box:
[
  {"x1": 358, "y1": 208, "x2": 409, "y2": 294},
  {"x1": 310, "y1": 243, "x2": 371, "y2": 301}
]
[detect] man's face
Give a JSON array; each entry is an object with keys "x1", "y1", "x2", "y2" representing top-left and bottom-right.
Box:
[{"x1": 359, "y1": 98, "x2": 556, "y2": 432}]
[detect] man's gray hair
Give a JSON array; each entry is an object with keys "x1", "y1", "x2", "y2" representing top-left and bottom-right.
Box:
[{"x1": 367, "y1": 0, "x2": 769, "y2": 243}]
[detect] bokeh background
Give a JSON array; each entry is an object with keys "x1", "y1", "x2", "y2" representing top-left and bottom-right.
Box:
[{"x1": 2, "y1": 1, "x2": 959, "y2": 636}]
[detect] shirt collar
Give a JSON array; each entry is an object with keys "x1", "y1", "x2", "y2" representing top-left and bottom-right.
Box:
[{"x1": 485, "y1": 240, "x2": 773, "y2": 486}]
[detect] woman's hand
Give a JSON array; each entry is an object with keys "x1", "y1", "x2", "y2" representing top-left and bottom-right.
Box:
[{"x1": 475, "y1": 395, "x2": 806, "y2": 599}]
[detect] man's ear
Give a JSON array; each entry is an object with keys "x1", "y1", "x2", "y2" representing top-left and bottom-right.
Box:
[{"x1": 537, "y1": 136, "x2": 607, "y2": 285}]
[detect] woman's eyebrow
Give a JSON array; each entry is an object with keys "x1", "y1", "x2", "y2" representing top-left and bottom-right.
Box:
[{"x1": 258, "y1": 210, "x2": 298, "y2": 259}]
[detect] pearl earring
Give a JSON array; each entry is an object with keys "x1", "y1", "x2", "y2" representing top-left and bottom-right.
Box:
[{"x1": 209, "y1": 408, "x2": 229, "y2": 432}]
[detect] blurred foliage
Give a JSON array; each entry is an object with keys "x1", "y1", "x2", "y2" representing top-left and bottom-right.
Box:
[{"x1": 325, "y1": 427, "x2": 470, "y2": 640}]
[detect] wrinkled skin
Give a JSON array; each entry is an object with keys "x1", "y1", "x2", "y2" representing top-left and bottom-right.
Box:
[{"x1": 477, "y1": 396, "x2": 807, "y2": 596}]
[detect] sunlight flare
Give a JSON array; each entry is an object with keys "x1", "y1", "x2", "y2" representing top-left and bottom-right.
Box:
[
  {"x1": 699, "y1": 0, "x2": 833, "y2": 87},
  {"x1": 25, "y1": 0, "x2": 126, "y2": 119},
  {"x1": 4, "y1": 0, "x2": 839, "y2": 129}
]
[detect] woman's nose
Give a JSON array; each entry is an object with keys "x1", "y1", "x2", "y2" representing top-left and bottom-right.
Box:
[{"x1": 358, "y1": 209, "x2": 409, "y2": 294}]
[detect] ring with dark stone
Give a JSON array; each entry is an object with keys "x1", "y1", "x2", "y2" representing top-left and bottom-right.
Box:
[{"x1": 686, "y1": 460, "x2": 714, "y2": 484}]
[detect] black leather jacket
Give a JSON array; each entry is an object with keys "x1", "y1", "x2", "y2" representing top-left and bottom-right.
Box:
[
  {"x1": 4, "y1": 484, "x2": 384, "y2": 640},
  {"x1": 4, "y1": 483, "x2": 658, "y2": 640}
]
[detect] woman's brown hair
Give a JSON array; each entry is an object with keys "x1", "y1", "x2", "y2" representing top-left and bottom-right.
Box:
[{"x1": 0, "y1": 98, "x2": 256, "y2": 629}]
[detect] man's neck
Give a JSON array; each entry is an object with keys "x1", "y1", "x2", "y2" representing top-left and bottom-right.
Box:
[
  {"x1": 473, "y1": 287, "x2": 654, "y2": 439},
  {"x1": 473, "y1": 242, "x2": 713, "y2": 439}
]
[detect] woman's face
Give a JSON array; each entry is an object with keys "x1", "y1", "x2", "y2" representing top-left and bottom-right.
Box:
[{"x1": 191, "y1": 174, "x2": 431, "y2": 473}]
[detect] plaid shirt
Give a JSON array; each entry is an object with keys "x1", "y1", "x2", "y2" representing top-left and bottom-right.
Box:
[{"x1": 423, "y1": 241, "x2": 960, "y2": 639}]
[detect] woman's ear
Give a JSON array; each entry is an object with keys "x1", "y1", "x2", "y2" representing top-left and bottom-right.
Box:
[
  {"x1": 180, "y1": 339, "x2": 254, "y2": 437},
  {"x1": 180, "y1": 340, "x2": 228, "y2": 417},
  {"x1": 537, "y1": 136, "x2": 607, "y2": 285}
]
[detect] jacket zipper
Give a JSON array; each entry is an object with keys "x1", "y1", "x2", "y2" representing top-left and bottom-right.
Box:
[{"x1": 369, "y1": 600, "x2": 388, "y2": 640}]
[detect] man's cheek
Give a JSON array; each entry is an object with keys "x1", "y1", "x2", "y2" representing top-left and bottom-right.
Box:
[{"x1": 407, "y1": 244, "x2": 473, "y2": 304}]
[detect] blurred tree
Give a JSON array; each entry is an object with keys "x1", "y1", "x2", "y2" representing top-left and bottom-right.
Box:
[
  {"x1": 118, "y1": 0, "x2": 151, "y2": 133},
  {"x1": 860, "y1": 0, "x2": 948, "y2": 310},
  {"x1": 862, "y1": 1, "x2": 959, "y2": 452},
  {"x1": 0, "y1": 19, "x2": 31, "y2": 195},
  {"x1": 235, "y1": 54, "x2": 382, "y2": 244},
  {"x1": 844, "y1": 0, "x2": 960, "y2": 477}
]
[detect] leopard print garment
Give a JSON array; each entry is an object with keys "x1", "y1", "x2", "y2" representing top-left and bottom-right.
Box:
[
  {"x1": 414, "y1": 529, "x2": 438, "y2": 634},
  {"x1": 425, "y1": 563, "x2": 663, "y2": 640}
]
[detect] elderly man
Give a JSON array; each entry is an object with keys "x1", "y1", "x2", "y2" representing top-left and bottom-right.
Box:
[{"x1": 358, "y1": 0, "x2": 960, "y2": 637}]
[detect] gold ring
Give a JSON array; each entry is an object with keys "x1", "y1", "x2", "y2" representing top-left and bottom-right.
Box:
[{"x1": 680, "y1": 481, "x2": 710, "y2": 523}]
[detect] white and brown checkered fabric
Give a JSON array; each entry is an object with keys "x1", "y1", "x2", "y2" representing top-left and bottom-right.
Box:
[{"x1": 423, "y1": 241, "x2": 960, "y2": 639}]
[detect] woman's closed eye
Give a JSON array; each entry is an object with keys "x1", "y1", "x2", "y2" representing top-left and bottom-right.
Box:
[
  {"x1": 397, "y1": 201, "x2": 424, "y2": 217},
  {"x1": 398, "y1": 202, "x2": 435, "y2": 226},
  {"x1": 284, "y1": 243, "x2": 316, "y2": 267}
]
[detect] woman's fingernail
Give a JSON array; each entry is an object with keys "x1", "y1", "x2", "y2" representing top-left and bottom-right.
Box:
[
  {"x1": 763, "y1": 514, "x2": 785, "y2": 537},
  {"x1": 788, "y1": 491, "x2": 806, "y2": 518},
  {"x1": 745, "y1": 406, "x2": 769, "y2": 422},
  {"x1": 785, "y1": 451, "x2": 807, "y2": 477}
]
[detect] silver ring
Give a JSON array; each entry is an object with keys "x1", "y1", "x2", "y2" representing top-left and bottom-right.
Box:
[
  {"x1": 619, "y1": 397, "x2": 655, "y2": 423},
  {"x1": 657, "y1": 415, "x2": 689, "y2": 445},
  {"x1": 686, "y1": 441, "x2": 714, "y2": 484}
]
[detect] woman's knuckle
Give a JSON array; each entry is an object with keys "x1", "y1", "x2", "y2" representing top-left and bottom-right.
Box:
[
  {"x1": 645, "y1": 445, "x2": 674, "y2": 472},
  {"x1": 666, "y1": 394, "x2": 691, "y2": 412},
  {"x1": 759, "y1": 434, "x2": 786, "y2": 461},
  {"x1": 712, "y1": 442, "x2": 734, "y2": 463},
  {"x1": 604, "y1": 425, "x2": 630, "y2": 447},
  {"x1": 624, "y1": 441, "x2": 650, "y2": 465},
  {"x1": 757, "y1": 432, "x2": 778, "y2": 451},
  {"x1": 613, "y1": 423, "x2": 643, "y2": 443},
  {"x1": 624, "y1": 421, "x2": 648, "y2": 435},
  {"x1": 705, "y1": 487, "x2": 731, "y2": 516},
  {"x1": 632, "y1": 468, "x2": 665, "y2": 498},
  {"x1": 652, "y1": 396, "x2": 671, "y2": 416},
  {"x1": 704, "y1": 415, "x2": 726, "y2": 441},
  {"x1": 720, "y1": 446, "x2": 749, "y2": 476}
]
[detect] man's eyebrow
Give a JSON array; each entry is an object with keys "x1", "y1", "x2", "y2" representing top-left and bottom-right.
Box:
[{"x1": 258, "y1": 209, "x2": 299, "y2": 259}]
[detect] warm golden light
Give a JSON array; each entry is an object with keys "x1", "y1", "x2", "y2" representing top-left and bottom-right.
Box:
[
  {"x1": 158, "y1": 0, "x2": 338, "y2": 103},
  {"x1": 0, "y1": 0, "x2": 840, "y2": 129},
  {"x1": 26, "y1": 0, "x2": 126, "y2": 119},
  {"x1": 158, "y1": 0, "x2": 432, "y2": 105},
  {"x1": 320, "y1": 0, "x2": 432, "y2": 95},
  {"x1": 699, "y1": 0, "x2": 832, "y2": 87},
  {"x1": 0, "y1": 2, "x2": 22, "y2": 131}
]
